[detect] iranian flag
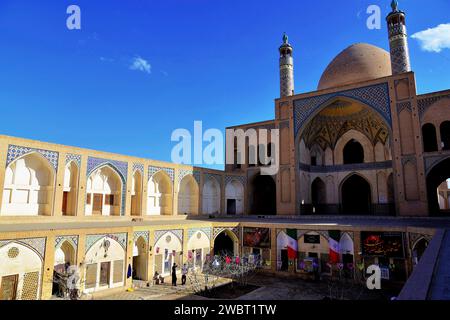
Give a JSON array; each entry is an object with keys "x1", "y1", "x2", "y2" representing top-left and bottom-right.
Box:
[
  {"x1": 328, "y1": 230, "x2": 341, "y2": 264},
  {"x1": 286, "y1": 229, "x2": 298, "y2": 259}
]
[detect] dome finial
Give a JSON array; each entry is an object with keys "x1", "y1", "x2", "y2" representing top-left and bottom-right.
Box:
[
  {"x1": 282, "y1": 32, "x2": 289, "y2": 44},
  {"x1": 391, "y1": 0, "x2": 399, "y2": 12}
]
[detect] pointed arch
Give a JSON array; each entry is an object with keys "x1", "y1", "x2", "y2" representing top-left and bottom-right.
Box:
[
  {"x1": 84, "y1": 237, "x2": 126, "y2": 292},
  {"x1": 86, "y1": 164, "x2": 123, "y2": 216},
  {"x1": 0, "y1": 242, "x2": 43, "y2": 300},
  {"x1": 340, "y1": 173, "x2": 372, "y2": 215},
  {"x1": 1, "y1": 152, "x2": 56, "y2": 216},
  {"x1": 148, "y1": 170, "x2": 173, "y2": 215},
  {"x1": 225, "y1": 179, "x2": 244, "y2": 215},
  {"x1": 202, "y1": 177, "x2": 221, "y2": 215},
  {"x1": 178, "y1": 174, "x2": 199, "y2": 215},
  {"x1": 311, "y1": 177, "x2": 326, "y2": 209},
  {"x1": 153, "y1": 231, "x2": 183, "y2": 276},
  {"x1": 131, "y1": 170, "x2": 143, "y2": 216},
  {"x1": 62, "y1": 161, "x2": 79, "y2": 216},
  {"x1": 132, "y1": 236, "x2": 148, "y2": 281},
  {"x1": 54, "y1": 240, "x2": 76, "y2": 270}
]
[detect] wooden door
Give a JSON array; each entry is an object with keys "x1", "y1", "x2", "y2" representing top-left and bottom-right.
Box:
[
  {"x1": 93, "y1": 194, "x2": 103, "y2": 215},
  {"x1": 99, "y1": 262, "x2": 110, "y2": 286},
  {"x1": 0, "y1": 275, "x2": 18, "y2": 300},
  {"x1": 62, "y1": 191, "x2": 69, "y2": 215}
]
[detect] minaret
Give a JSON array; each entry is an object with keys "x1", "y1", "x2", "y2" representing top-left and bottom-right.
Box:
[
  {"x1": 386, "y1": 0, "x2": 411, "y2": 75},
  {"x1": 279, "y1": 33, "x2": 294, "y2": 98}
]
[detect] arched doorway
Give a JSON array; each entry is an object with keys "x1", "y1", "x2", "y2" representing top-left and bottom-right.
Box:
[
  {"x1": 187, "y1": 231, "x2": 211, "y2": 270},
  {"x1": 178, "y1": 175, "x2": 199, "y2": 215},
  {"x1": 343, "y1": 139, "x2": 364, "y2": 164},
  {"x1": 153, "y1": 232, "x2": 182, "y2": 276},
  {"x1": 412, "y1": 238, "x2": 429, "y2": 266},
  {"x1": 86, "y1": 165, "x2": 123, "y2": 216},
  {"x1": 147, "y1": 171, "x2": 173, "y2": 216},
  {"x1": 62, "y1": 162, "x2": 78, "y2": 216},
  {"x1": 52, "y1": 240, "x2": 76, "y2": 296},
  {"x1": 251, "y1": 174, "x2": 276, "y2": 215},
  {"x1": 131, "y1": 171, "x2": 143, "y2": 216},
  {"x1": 225, "y1": 180, "x2": 244, "y2": 215},
  {"x1": 84, "y1": 237, "x2": 126, "y2": 293},
  {"x1": 132, "y1": 237, "x2": 147, "y2": 281},
  {"x1": 213, "y1": 231, "x2": 235, "y2": 256},
  {"x1": 426, "y1": 157, "x2": 450, "y2": 215},
  {"x1": 311, "y1": 177, "x2": 326, "y2": 212},
  {"x1": 202, "y1": 177, "x2": 220, "y2": 215},
  {"x1": 440, "y1": 121, "x2": 450, "y2": 150},
  {"x1": 422, "y1": 123, "x2": 438, "y2": 152},
  {"x1": 1, "y1": 152, "x2": 55, "y2": 216},
  {"x1": 0, "y1": 242, "x2": 43, "y2": 300},
  {"x1": 341, "y1": 174, "x2": 372, "y2": 215}
]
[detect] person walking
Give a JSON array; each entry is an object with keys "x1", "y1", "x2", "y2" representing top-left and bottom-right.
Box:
[
  {"x1": 171, "y1": 263, "x2": 178, "y2": 286},
  {"x1": 181, "y1": 264, "x2": 188, "y2": 285}
]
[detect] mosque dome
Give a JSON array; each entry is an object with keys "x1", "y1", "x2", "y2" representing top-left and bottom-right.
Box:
[{"x1": 317, "y1": 43, "x2": 392, "y2": 91}]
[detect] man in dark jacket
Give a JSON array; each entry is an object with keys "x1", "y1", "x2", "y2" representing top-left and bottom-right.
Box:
[{"x1": 171, "y1": 263, "x2": 178, "y2": 286}]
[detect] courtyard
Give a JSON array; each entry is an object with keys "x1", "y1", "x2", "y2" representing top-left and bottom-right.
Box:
[{"x1": 91, "y1": 273, "x2": 397, "y2": 301}]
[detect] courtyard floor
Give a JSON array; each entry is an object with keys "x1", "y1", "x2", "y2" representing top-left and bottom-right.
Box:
[{"x1": 92, "y1": 273, "x2": 397, "y2": 301}]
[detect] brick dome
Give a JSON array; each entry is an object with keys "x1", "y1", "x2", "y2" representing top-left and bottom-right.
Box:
[{"x1": 318, "y1": 43, "x2": 392, "y2": 91}]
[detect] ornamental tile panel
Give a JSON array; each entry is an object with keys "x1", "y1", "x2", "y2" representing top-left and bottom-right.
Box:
[
  {"x1": 154, "y1": 229, "x2": 183, "y2": 245},
  {"x1": 133, "y1": 231, "x2": 150, "y2": 243},
  {"x1": 133, "y1": 163, "x2": 144, "y2": 175},
  {"x1": 0, "y1": 237, "x2": 46, "y2": 259},
  {"x1": 178, "y1": 169, "x2": 200, "y2": 186},
  {"x1": 85, "y1": 233, "x2": 127, "y2": 252},
  {"x1": 148, "y1": 166, "x2": 175, "y2": 182},
  {"x1": 188, "y1": 227, "x2": 212, "y2": 241},
  {"x1": 55, "y1": 235, "x2": 79, "y2": 249},
  {"x1": 6, "y1": 145, "x2": 59, "y2": 171},
  {"x1": 86, "y1": 157, "x2": 128, "y2": 215},
  {"x1": 293, "y1": 83, "x2": 391, "y2": 138},
  {"x1": 65, "y1": 154, "x2": 82, "y2": 167}
]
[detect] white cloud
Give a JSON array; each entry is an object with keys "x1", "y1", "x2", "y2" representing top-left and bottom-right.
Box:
[
  {"x1": 129, "y1": 56, "x2": 151, "y2": 74},
  {"x1": 411, "y1": 23, "x2": 450, "y2": 53}
]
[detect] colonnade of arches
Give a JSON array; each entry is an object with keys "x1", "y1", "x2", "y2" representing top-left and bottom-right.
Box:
[
  {"x1": 0, "y1": 152, "x2": 245, "y2": 217},
  {"x1": 422, "y1": 121, "x2": 450, "y2": 152}
]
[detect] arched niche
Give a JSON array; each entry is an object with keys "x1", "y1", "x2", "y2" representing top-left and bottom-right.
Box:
[
  {"x1": 147, "y1": 171, "x2": 173, "y2": 216},
  {"x1": 62, "y1": 161, "x2": 79, "y2": 216},
  {"x1": 1, "y1": 152, "x2": 55, "y2": 216},
  {"x1": 86, "y1": 165, "x2": 123, "y2": 216},
  {"x1": 131, "y1": 170, "x2": 143, "y2": 216},
  {"x1": 202, "y1": 177, "x2": 221, "y2": 215},
  {"x1": 177, "y1": 175, "x2": 199, "y2": 216},
  {"x1": 225, "y1": 179, "x2": 244, "y2": 215}
]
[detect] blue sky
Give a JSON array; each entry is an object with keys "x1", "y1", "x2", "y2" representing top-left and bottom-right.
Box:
[{"x1": 0, "y1": 0, "x2": 449, "y2": 170}]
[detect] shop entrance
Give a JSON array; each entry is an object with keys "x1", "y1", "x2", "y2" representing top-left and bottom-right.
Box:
[
  {"x1": 213, "y1": 231, "x2": 235, "y2": 256},
  {"x1": 341, "y1": 174, "x2": 371, "y2": 215},
  {"x1": 0, "y1": 275, "x2": 18, "y2": 300},
  {"x1": 426, "y1": 157, "x2": 450, "y2": 215},
  {"x1": 226, "y1": 199, "x2": 236, "y2": 215},
  {"x1": 251, "y1": 174, "x2": 276, "y2": 215},
  {"x1": 280, "y1": 250, "x2": 288, "y2": 271}
]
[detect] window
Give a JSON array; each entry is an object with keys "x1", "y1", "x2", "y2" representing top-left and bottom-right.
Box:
[
  {"x1": 311, "y1": 156, "x2": 317, "y2": 166},
  {"x1": 343, "y1": 139, "x2": 364, "y2": 164},
  {"x1": 86, "y1": 194, "x2": 91, "y2": 205},
  {"x1": 105, "y1": 194, "x2": 114, "y2": 205}
]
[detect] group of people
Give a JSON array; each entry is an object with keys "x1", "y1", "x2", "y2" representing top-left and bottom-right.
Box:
[{"x1": 153, "y1": 263, "x2": 189, "y2": 286}]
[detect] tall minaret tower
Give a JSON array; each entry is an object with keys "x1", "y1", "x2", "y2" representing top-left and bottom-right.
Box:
[
  {"x1": 279, "y1": 33, "x2": 294, "y2": 98},
  {"x1": 386, "y1": 0, "x2": 411, "y2": 75}
]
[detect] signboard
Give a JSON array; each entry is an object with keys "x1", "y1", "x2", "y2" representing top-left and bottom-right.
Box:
[
  {"x1": 303, "y1": 234, "x2": 320, "y2": 244},
  {"x1": 243, "y1": 228, "x2": 271, "y2": 248},
  {"x1": 361, "y1": 232, "x2": 405, "y2": 258}
]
